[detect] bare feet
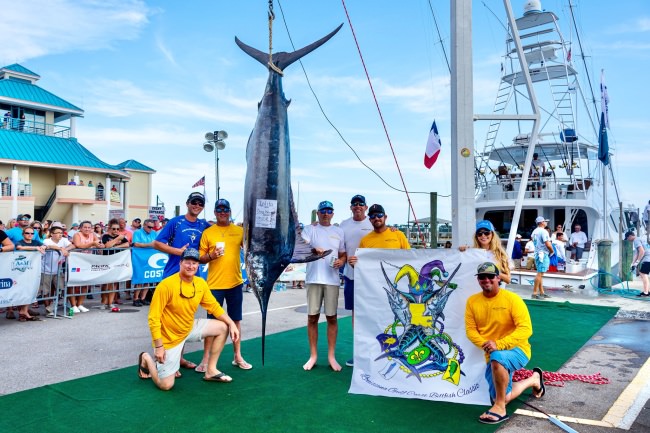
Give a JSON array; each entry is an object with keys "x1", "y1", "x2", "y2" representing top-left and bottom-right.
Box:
[
  {"x1": 329, "y1": 357, "x2": 342, "y2": 372},
  {"x1": 303, "y1": 357, "x2": 317, "y2": 370}
]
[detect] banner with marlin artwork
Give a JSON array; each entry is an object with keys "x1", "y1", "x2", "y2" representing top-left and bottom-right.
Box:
[{"x1": 349, "y1": 248, "x2": 493, "y2": 405}]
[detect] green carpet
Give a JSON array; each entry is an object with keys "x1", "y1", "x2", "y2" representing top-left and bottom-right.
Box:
[{"x1": 0, "y1": 301, "x2": 617, "y2": 433}]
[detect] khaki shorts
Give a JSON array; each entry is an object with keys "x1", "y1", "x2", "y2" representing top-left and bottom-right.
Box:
[
  {"x1": 40, "y1": 273, "x2": 65, "y2": 297},
  {"x1": 156, "y1": 318, "x2": 209, "y2": 379},
  {"x1": 306, "y1": 283, "x2": 339, "y2": 316}
]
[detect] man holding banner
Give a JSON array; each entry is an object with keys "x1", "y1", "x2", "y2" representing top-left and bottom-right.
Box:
[
  {"x1": 137, "y1": 248, "x2": 239, "y2": 390},
  {"x1": 465, "y1": 262, "x2": 545, "y2": 425}
]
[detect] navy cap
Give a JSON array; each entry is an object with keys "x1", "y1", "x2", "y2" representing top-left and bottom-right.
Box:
[
  {"x1": 181, "y1": 248, "x2": 200, "y2": 261},
  {"x1": 350, "y1": 194, "x2": 366, "y2": 204},
  {"x1": 368, "y1": 204, "x2": 385, "y2": 214},
  {"x1": 318, "y1": 200, "x2": 334, "y2": 211},
  {"x1": 214, "y1": 198, "x2": 231, "y2": 211},
  {"x1": 187, "y1": 192, "x2": 205, "y2": 203}
]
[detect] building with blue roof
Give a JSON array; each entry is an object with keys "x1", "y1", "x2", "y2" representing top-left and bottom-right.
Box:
[{"x1": 0, "y1": 64, "x2": 156, "y2": 225}]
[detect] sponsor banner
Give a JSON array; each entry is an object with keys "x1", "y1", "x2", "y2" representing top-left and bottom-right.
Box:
[
  {"x1": 131, "y1": 248, "x2": 167, "y2": 285},
  {"x1": 349, "y1": 248, "x2": 491, "y2": 405},
  {"x1": 0, "y1": 252, "x2": 42, "y2": 308},
  {"x1": 149, "y1": 206, "x2": 165, "y2": 221},
  {"x1": 68, "y1": 250, "x2": 133, "y2": 287}
]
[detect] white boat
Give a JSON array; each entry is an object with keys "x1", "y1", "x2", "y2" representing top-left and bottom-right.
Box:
[{"x1": 473, "y1": 1, "x2": 635, "y2": 291}]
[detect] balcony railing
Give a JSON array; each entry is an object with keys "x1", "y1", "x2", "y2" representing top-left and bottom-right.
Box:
[
  {"x1": 477, "y1": 176, "x2": 593, "y2": 202},
  {"x1": 2, "y1": 118, "x2": 71, "y2": 139},
  {"x1": 0, "y1": 181, "x2": 32, "y2": 197}
]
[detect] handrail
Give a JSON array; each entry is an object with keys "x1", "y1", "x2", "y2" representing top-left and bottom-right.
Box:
[{"x1": 2, "y1": 118, "x2": 71, "y2": 138}]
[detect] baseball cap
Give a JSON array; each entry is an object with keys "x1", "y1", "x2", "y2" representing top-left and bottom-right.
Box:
[
  {"x1": 215, "y1": 198, "x2": 231, "y2": 210},
  {"x1": 476, "y1": 220, "x2": 495, "y2": 232},
  {"x1": 368, "y1": 204, "x2": 385, "y2": 214},
  {"x1": 516, "y1": 234, "x2": 522, "y2": 239},
  {"x1": 18, "y1": 214, "x2": 31, "y2": 221},
  {"x1": 133, "y1": 218, "x2": 141, "y2": 223},
  {"x1": 51, "y1": 222, "x2": 64, "y2": 230},
  {"x1": 187, "y1": 192, "x2": 205, "y2": 203},
  {"x1": 181, "y1": 248, "x2": 200, "y2": 261},
  {"x1": 476, "y1": 262, "x2": 500, "y2": 276},
  {"x1": 535, "y1": 216, "x2": 549, "y2": 224},
  {"x1": 318, "y1": 200, "x2": 334, "y2": 211},
  {"x1": 350, "y1": 194, "x2": 366, "y2": 204},
  {"x1": 71, "y1": 223, "x2": 79, "y2": 228}
]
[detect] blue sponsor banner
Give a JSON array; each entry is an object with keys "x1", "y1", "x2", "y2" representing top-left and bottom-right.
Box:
[
  {"x1": 131, "y1": 248, "x2": 167, "y2": 285},
  {"x1": 240, "y1": 249, "x2": 248, "y2": 284}
]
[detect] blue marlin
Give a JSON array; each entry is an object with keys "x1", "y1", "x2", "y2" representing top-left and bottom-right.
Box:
[{"x1": 236, "y1": 24, "x2": 342, "y2": 363}]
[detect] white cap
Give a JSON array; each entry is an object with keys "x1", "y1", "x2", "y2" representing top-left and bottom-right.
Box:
[{"x1": 535, "y1": 216, "x2": 549, "y2": 224}]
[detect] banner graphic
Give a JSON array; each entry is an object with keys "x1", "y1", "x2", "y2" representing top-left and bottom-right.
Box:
[
  {"x1": 67, "y1": 250, "x2": 133, "y2": 287},
  {"x1": 0, "y1": 252, "x2": 42, "y2": 307}
]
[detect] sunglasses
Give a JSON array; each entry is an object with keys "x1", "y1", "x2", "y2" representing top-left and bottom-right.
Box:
[
  {"x1": 477, "y1": 274, "x2": 497, "y2": 280},
  {"x1": 24, "y1": 231, "x2": 34, "y2": 235},
  {"x1": 215, "y1": 208, "x2": 230, "y2": 213},
  {"x1": 110, "y1": 227, "x2": 120, "y2": 231},
  {"x1": 146, "y1": 225, "x2": 154, "y2": 229},
  {"x1": 190, "y1": 200, "x2": 205, "y2": 207},
  {"x1": 319, "y1": 209, "x2": 333, "y2": 215},
  {"x1": 351, "y1": 202, "x2": 366, "y2": 207},
  {"x1": 179, "y1": 281, "x2": 196, "y2": 299},
  {"x1": 369, "y1": 213, "x2": 385, "y2": 220},
  {"x1": 476, "y1": 230, "x2": 492, "y2": 237},
  {"x1": 33, "y1": 226, "x2": 41, "y2": 230},
  {"x1": 19, "y1": 217, "x2": 29, "y2": 221}
]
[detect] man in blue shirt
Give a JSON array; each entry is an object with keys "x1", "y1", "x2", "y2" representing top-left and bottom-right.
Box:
[
  {"x1": 6, "y1": 214, "x2": 31, "y2": 244},
  {"x1": 153, "y1": 192, "x2": 210, "y2": 279}
]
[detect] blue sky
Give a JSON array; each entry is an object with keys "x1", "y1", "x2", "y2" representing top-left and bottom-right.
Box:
[{"x1": 1, "y1": 0, "x2": 648, "y2": 224}]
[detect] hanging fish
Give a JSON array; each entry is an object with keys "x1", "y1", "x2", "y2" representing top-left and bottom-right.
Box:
[{"x1": 236, "y1": 24, "x2": 343, "y2": 364}]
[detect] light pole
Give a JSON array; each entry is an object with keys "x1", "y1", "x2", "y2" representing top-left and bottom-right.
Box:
[{"x1": 203, "y1": 130, "x2": 227, "y2": 200}]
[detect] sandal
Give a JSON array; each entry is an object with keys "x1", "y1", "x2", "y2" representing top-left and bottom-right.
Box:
[
  {"x1": 6, "y1": 310, "x2": 16, "y2": 320},
  {"x1": 19, "y1": 314, "x2": 41, "y2": 322}
]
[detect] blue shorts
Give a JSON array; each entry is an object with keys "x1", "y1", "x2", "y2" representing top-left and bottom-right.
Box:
[
  {"x1": 208, "y1": 284, "x2": 243, "y2": 321},
  {"x1": 535, "y1": 253, "x2": 550, "y2": 273},
  {"x1": 343, "y1": 276, "x2": 354, "y2": 311},
  {"x1": 485, "y1": 347, "x2": 529, "y2": 400}
]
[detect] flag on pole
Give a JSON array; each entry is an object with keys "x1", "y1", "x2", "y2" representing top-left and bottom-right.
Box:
[
  {"x1": 192, "y1": 176, "x2": 205, "y2": 188},
  {"x1": 424, "y1": 120, "x2": 442, "y2": 169},
  {"x1": 566, "y1": 48, "x2": 572, "y2": 62},
  {"x1": 600, "y1": 69, "x2": 609, "y2": 129},
  {"x1": 598, "y1": 112, "x2": 609, "y2": 166}
]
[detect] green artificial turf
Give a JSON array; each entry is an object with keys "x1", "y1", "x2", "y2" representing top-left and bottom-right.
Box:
[{"x1": 0, "y1": 301, "x2": 617, "y2": 433}]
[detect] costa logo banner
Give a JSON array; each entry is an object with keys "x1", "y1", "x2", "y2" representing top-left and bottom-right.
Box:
[
  {"x1": 67, "y1": 250, "x2": 132, "y2": 287},
  {"x1": 131, "y1": 248, "x2": 167, "y2": 285},
  {"x1": 0, "y1": 252, "x2": 42, "y2": 308},
  {"x1": 349, "y1": 248, "x2": 491, "y2": 405}
]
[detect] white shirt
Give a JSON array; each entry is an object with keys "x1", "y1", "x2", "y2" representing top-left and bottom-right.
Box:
[
  {"x1": 569, "y1": 231, "x2": 588, "y2": 248},
  {"x1": 525, "y1": 240, "x2": 535, "y2": 258},
  {"x1": 552, "y1": 238, "x2": 566, "y2": 262},
  {"x1": 42, "y1": 238, "x2": 72, "y2": 274},
  {"x1": 339, "y1": 216, "x2": 373, "y2": 280},
  {"x1": 301, "y1": 224, "x2": 346, "y2": 285}
]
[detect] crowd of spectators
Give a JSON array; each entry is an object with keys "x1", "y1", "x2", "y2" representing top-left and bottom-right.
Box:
[{"x1": 0, "y1": 214, "x2": 170, "y2": 321}]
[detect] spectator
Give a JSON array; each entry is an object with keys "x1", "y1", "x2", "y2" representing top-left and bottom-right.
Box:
[
  {"x1": 132, "y1": 219, "x2": 158, "y2": 306},
  {"x1": 101, "y1": 219, "x2": 130, "y2": 310},
  {"x1": 42, "y1": 220, "x2": 52, "y2": 239},
  {"x1": 71, "y1": 221, "x2": 103, "y2": 313},
  {"x1": 6, "y1": 214, "x2": 31, "y2": 244},
  {"x1": 67, "y1": 178, "x2": 76, "y2": 185},
  {"x1": 569, "y1": 225, "x2": 588, "y2": 261},
  {"x1": 18, "y1": 112, "x2": 25, "y2": 131},
  {"x1": 67, "y1": 222, "x2": 79, "y2": 241},
  {"x1": 512, "y1": 234, "x2": 523, "y2": 267},
  {"x1": 118, "y1": 218, "x2": 133, "y2": 243},
  {"x1": 0, "y1": 220, "x2": 5, "y2": 232},
  {"x1": 129, "y1": 218, "x2": 141, "y2": 233},
  {"x1": 529, "y1": 153, "x2": 545, "y2": 198},
  {"x1": 30, "y1": 220, "x2": 45, "y2": 242},
  {"x1": 93, "y1": 223, "x2": 103, "y2": 239},
  {"x1": 3, "y1": 110, "x2": 10, "y2": 129},
  {"x1": 531, "y1": 216, "x2": 553, "y2": 299},
  {"x1": 444, "y1": 241, "x2": 452, "y2": 248},
  {"x1": 460, "y1": 220, "x2": 511, "y2": 284},
  {"x1": 15, "y1": 226, "x2": 46, "y2": 322},
  {"x1": 78, "y1": 180, "x2": 85, "y2": 186},
  {"x1": 87, "y1": 180, "x2": 94, "y2": 188},
  {"x1": 42, "y1": 225, "x2": 75, "y2": 316},
  {"x1": 551, "y1": 224, "x2": 567, "y2": 241}
]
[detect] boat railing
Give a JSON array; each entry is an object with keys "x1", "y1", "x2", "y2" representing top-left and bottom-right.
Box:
[{"x1": 477, "y1": 175, "x2": 592, "y2": 202}]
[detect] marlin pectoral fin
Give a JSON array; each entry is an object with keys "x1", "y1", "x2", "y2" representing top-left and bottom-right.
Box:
[{"x1": 291, "y1": 248, "x2": 332, "y2": 264}]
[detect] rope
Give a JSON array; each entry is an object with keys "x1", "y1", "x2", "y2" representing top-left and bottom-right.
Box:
[
  {"x1": 513, "y1": 368, "x2": 609, "y2": 387},
  {"x1": 267, "y1": 0, "x2": 283, "y2": 75},
  {"x1": 341, "y1": 0, "x2": 422, "y2": 239}
]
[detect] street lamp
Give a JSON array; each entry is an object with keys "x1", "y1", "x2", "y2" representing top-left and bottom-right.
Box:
[{"x1": 203, "y1": 130, "x2": 227, "y2": 200}]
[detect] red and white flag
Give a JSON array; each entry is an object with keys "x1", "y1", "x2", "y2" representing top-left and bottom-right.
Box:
[
  {"x1": 192, "y1": 176, "x2": 205, "y2": 188},
  {"x1": 424, "y1": 120, "x2": 442, "y2": 169}
]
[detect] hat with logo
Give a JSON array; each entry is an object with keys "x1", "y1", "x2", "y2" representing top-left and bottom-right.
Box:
[
  {"x1": 350, "y1": 194, "x2": 366, "y2": 204},
  {"x1": 181, "y1": 248, "x2": 200, "y2": 261},
  {"x1": 186, "y1": 192, "x2": 205, "y2": 203},
  {"x1": 214, "y1": 198, "x2": 231, "y2": 211},
  {"x1": 476, "y1": 262, "x2": 500, "y2": 276},
  {"x1": 368, "y1": 204, "x2": 385, "y2": 215},
  {"x1": 318, "y1": 200, "x2": 334, "y2": 211},
  {"x1": 476, "y1": 220, "x2": 495, "y2": 232},
  {"x1": 535, "y1": 216, "x2": 549, "y2": 224}
]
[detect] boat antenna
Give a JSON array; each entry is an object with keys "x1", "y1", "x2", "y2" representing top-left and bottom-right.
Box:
[
  {"x1": 568, "y1": 0, "x2": 599, "y2": 120},
  {"x1": 481, "y1": 1, "x2": 509, "y2": 32},
  {"x1": 427, "y1": 0, "x2": 451, "y2": 73}
]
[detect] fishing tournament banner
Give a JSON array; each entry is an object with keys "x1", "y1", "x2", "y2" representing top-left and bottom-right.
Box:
[
  {"x1": 0, "y1": 251, "x2": 42, "y2": 308},
  {"x1": 349, "y1": 248, "x2": 494, "y2": 405},
  {"x1": 67, "y1": 250, "x2": 133, "y2": 287}
]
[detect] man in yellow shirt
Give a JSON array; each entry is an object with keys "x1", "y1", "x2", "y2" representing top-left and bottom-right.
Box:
[
  {"x1": 137, "y1": 248, "x2": 239, "y2": 390},
  {"x1": 196, "y1": 198, "x2": 252, "y2": 372},
  {"x1": 465, "y1": 262, "x2": 545, "y2": 424},
  {"x1": 349, "y1": 204, "x2": 410, "y2": 256}
]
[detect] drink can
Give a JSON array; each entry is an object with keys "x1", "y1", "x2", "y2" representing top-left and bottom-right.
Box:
[{"x1": 68, "y1": 307, "x2": 74, "y2": 317}]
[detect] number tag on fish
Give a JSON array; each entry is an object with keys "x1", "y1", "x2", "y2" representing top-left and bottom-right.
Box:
[{"x1": 255, "y1": 199, "x2": 278, "y2": 229}]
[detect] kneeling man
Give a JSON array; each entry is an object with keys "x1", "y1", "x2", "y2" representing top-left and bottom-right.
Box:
[
  {"x1": 465, "y1": 262, "x2": 545, "y2": 424},
  {"x1": 138, "y1": 248, "x2": 239, "y2": 390}
]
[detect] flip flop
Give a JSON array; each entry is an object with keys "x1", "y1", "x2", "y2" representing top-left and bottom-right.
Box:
[
  {"x1": 194, "y1": 363, "x2": 207, "y2": 373},
  {"x1": 203, "y1": 372, "x2": 233, "y2": 383},
  {"x1": 533, "y1": 367, "x2": 546, "y2": 398},
  {"x1": 478, "y1": 411, "x2": 509, "y2": 424},
  {"x1": 137, "y1": 352, "x2": 150, "y2": 380},
  {"x1": 180, "y1": 359, "x2": 197, "y2": 369},
  {"x1": 232, "y1": 359, "x2": 253, "y2": 370}
]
